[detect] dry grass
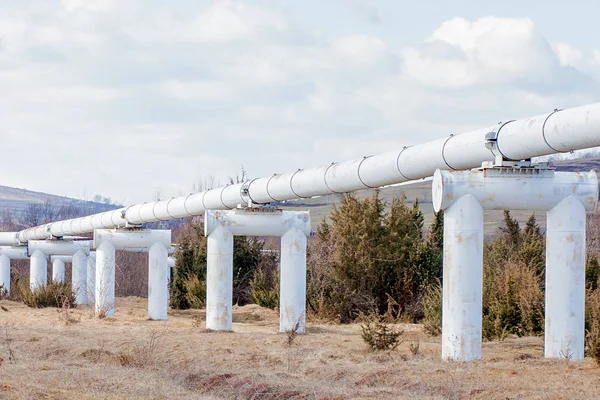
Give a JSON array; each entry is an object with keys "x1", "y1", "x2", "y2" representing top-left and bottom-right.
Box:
[{"x1": 1, "y1": 297, "x2": 600, "y2": 399}]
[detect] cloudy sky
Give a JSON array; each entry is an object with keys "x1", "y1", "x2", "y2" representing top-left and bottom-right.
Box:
[{"x1": 1, "y1": 0, "x2": 600, "y2": 205}]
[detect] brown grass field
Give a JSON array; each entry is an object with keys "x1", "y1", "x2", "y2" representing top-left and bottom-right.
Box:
[{"x1": 1, "y1": 297, "x2": 600, "y2": 399}]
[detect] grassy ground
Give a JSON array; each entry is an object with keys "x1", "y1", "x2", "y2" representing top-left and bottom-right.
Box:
[{"x1": 1, "y1": 298, "x2": 600, "y2": 399}]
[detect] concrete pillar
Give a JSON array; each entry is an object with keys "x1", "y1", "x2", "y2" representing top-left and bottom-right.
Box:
[
  {"x1": 206, "y1": 226, "x2": 233, "y2": 331},
  {"x1": 52, "y1": 258, "x2": 66, "y2": 283},
  {"x1": 96, "y1": 241, "x2": 116, "y2": 317},
  {"x1": 148, "y1": 242, "x2": 168, "y2": 320},
  {"x1": 545, "y1": 196, "x2": 586, "y2": 360},
  {"x1": 72, "y1": 250, "x2": 88, "y2": 305},
  {"x1": 30, "y1": 249, "x2": 48, "y2": 290},
  {"x1": 0, "y1": 254, "x2": 10, "y2": 295},
  {"x1": 441, "y1": 194, "x2": 484, "y2": 361},
  {"x1": 280, "y1": 227, "x2": 307, "y2": 333},
  {"x1": 87, "y1": 251, "x2": 96, "y2": 304},
  {"x1": 167, "y1": 256, "x2": 176, "y2": 301}
]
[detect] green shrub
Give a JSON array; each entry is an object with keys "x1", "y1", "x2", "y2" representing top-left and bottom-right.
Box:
[
  {"x1": 360, "y1": 314, "x2": 403, "y2": 351},
  {"x1": 250, "y1": 267, "x2": 278, "y2": 309},
  {"x1": 0, "y1": 284, "x2": 8, "y2": 300},
  {"x1": 20, "y1": 281, "x2": 77, "y2": 309},
  {"x1": 184, "y1": 274, "x2": 206, "y2": 309},
  {"x1": 422, "y1": 282, "x2": 442, "y2": 336},
  {"x1": 585, "y1": 288, "x2": 600, "y2": 365}
]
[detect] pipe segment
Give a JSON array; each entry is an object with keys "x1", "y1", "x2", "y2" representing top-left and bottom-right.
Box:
[{"x1": 12, "y1": 101, "x2": 600, "y2": 243}]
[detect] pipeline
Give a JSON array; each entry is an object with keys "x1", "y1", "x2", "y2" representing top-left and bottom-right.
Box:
[{"x1": 11, "y1": 102, "x2": 600, "y2": 244}]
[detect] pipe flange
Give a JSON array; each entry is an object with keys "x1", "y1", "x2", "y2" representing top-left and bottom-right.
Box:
[
  {"x1": 138, "y1": 203, "x2": 147, "y2": 224},
  {"x1": 152, "y1": 202, "x2": 160, "y2": 222},
  {"x1": 219, "y1": 186, "x2": 229, "y2": 209},
  {"x1": 239, "y1": 181, "x2": 251, "y2": 205},
  {"x1": 396, "y1": 146, "x2": 413, "y2": 181},
  {"x1": 165, "y1": 198, "x2": 176, "y2": 220},
  {"x1": 441, "y1": 135, "x2": 457, "y2": 170},
  {"x1": 490, "y1": 120, "x2": 516, "y2": 160},
  {"x1": 265, "y1": 174, "x2": 281, "y2": 202},
  {"x1": 245, "y1": 178, "x2": 260, "y2": 205},
  {"x1": 183, "y1": 194, "x2": 194, "y2": 216},
  {"x1": 324, "y1": 163, "x2": 341, "y2": 194},
  {"x1": 542, "y1": 109, "x2": 563, "y2": 153},
  {"x1": 357, "y1": 156, "x2": 375, "y2": 188},
  {"x1": 289, "y1": 169, "x2": 303, "y2": 198}
]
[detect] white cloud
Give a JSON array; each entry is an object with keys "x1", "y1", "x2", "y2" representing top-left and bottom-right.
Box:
[
  {"x1": 61, "y1": 0, "x2": 118, "y2": 13},
  {"x1": 332, "y1": 35, "x2": 386, "y2": 67},
  {"x1": 593, "y1": 50, "x2": 600, "y2": 65},
  {"x1": 125, "y1": 1, "x2": 287, "y2": 45},
  {"x1": 553, "y1": 42, "x2": 584, "y2": 67},
  {"x1": 402, "y1": 17, "x2": 562, "y2": 88},
  {"x1": 0, "y1": 4, "x2": 598, "y2": 205}
]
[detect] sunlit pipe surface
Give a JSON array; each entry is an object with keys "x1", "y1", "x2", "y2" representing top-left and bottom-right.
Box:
[
  {"x1": 545, "y1": 196, "x2": 586, "y2": 360},
  {"x1": 433, "y1": 169, "x2": 599, "y2": 212},
  {"x1": 0, "y1": 246, "x2": 29, "y2": 260},
  {"x1": 87, "y1": 252, "x2": 96, "y2": 304},
  {"x1": 148, "y1": 242, "x2": 168, "y2": 320},
  {"x1": 93, "y1": 229, "x2": 171, "y2": 250},
  {"x1": 0, "y1": 254, "x2": 10, "y2": 294},
  {"x1": 14, "y1": 101, "x2": 600, "y2": 243},
  {"x1": 30, "y1": 250, "x2": 47, "y2": 290},
  {"x1": 28, "y1": 240, "x2": 91, "y2": 256},
  {"x1": 96, "y1": 241, "x2": 116, "y2": 317},
  {"x1": 72, "y1": 250, "x2": 88, "y2": 305},
  {"x1": 52, "y1": 258, "x2": 66, "y2": 283}
]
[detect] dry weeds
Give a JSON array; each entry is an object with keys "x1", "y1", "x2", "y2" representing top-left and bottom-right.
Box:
[{"x1": 1, "y1": 297, "x2": 600, "y2": 399}]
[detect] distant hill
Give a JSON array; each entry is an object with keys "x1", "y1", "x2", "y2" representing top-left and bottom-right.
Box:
[{"x1": 0, "y1": 185, "x2": 120, "y2": 226}]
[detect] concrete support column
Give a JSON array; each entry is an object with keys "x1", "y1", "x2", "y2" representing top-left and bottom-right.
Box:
[
  {"x1": 72, "y1": 251, "x2": 88, "y2": 305},
  {"x1": 52, "y1": 258, "x2": 66, "y2": 283},
  {"x1": 87, "y1": 251, "x2": 96, "y2": 304},
  {"x1": 167, "y1": 256, "x2": 176, "y2": 301},
  {"x1": 206, "y1": 226, "x2": 234, "y2": 331},
  {"x1": 148, "y1": 242, "x2": 168, "y2": 320},
  {"x1": 545, "y1": 196, "x2": 586, "y2": 360},
  {"x1": 441, "y1": 194, "x2": 484, "y2": 361},
  {"x1": 0, "y1": 254, "x2": 10, "y2": 295},
  {"x1": 96, "y1": 241, "x2": 116, "y2": 317},
  {"x1": 30, "y1": 249, "x2": 48, "y2": 290},
  {"x1": 280, "y1": 227, "x2": 307, "y2": 333}
]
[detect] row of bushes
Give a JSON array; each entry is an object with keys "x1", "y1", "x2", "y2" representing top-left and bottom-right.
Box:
[{"x1": 1, "y1": 277, "x2": 76, "y2": 308}]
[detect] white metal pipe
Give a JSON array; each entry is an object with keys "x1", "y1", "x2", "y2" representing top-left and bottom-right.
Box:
[
  {"x1": 206, "y1": 225, "x2": 234, "y2": 331},
  {"x1": 280, "y1": 227, "x2": 307, "y2": 334},
  {"x1": 167, "y1": 256, "x2": 176, "y2": 268},
  {"x1": 96, "y1": 241, "x2": 116, "y2": 317},
  {"x1": 433, "y1": 169, "x2": 598, "y2": 212},
  {"x1": 0, "y1": 232, "x2": 18, "y2": 246},
  {"x1": 72, "y1": 250, "x2": 87, "y2": 305},
  {"x1": 50, "y1": 255, "x2": 72, "y2": 263},
  {"x1": 0, "y1": 254, "x2": 10, "y2": 295},
  {"x1": 15, "y1": 102, "x2": 600, "y2": 243},
  {"x1": 0, "y1": 246, "x2": 29, "y2": 260},
  {"x1": 204, "y1": 210, "x2": 311, "y2": 237},
  {"x1": 52, "y1": 258, "x2": 65, "y2": 283},
  {"x1": 441, "y1": 194, "x2": 484, "y2": 361},
  {"x1": 93, "y1": 229, "x2": 171, "y2": 250},
  {"x1": 87, "y1": 251, "x2": 96, "y2": 304},
  {"x1": 28, "y1": 240, "x2": 91, "y2": 256},
  {"x1": 545, "y1": 196, "x2": 586, "y2": 360},
  {"x1": 148, "y1": 242, "x2": 168, "y2": 320},
  {"x1": 120, "y1": 246, "x2": 176, "y2": 254},
  {"x1": 30, "y1": 249, "x2": 47, "y2": 290}
]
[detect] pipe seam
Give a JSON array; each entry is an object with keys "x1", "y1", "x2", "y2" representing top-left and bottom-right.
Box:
[{"x1": 542, "y1": 109, "x2": 563, "y2": 153}]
